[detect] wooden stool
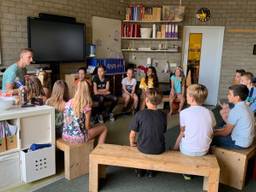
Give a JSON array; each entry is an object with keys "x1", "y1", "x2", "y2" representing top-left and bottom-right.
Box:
[
  {"x1": 211, "y1": 144, "x2": 256, "y2": 190},
  {"x1": 56, "y1": 138, "x2": 94, "y2": 180}
]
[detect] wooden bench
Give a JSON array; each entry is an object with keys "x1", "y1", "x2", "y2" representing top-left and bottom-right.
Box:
[
  {"x1": 56, "y1": 138, "x2": 94, "y2": 180},
  {"x1": 211, "y1": 144, "x2": 256, "y2": 190},
  {"x1": 89, "y1": 144, "x2": 220, "y2": 192}
]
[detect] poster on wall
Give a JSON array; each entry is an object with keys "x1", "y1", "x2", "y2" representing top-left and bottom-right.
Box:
[{"x1": 92, "y1": 16, "x2": 123, "y2": 58}]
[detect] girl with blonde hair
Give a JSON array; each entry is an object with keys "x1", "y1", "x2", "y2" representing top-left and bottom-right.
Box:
[
  {"x1": 46, "y1": 80, "x2": 69, "y2": 138},
  {"x1": 62, "y1": 80, "x2": 107, "y2": 144}
]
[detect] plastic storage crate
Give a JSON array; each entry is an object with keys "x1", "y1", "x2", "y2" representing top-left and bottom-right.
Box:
[{"x1": 20, "y1": 145, "x2": 55, "y2": 183}]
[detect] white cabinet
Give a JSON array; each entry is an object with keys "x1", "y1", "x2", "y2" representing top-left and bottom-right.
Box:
[
  {"x1": 0, "y1": 152, "x2": 21, "y2": 190},
  {"x1": 0, "y1": 105, "x2": 55, "y2": 190}
]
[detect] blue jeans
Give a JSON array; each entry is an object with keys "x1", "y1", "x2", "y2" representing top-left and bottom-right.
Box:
[{"x1": 212, "y1": 135, "x2": 245, "y2": 150}]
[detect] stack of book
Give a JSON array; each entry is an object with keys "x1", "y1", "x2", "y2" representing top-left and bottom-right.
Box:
[
  {"x1": 121, "y1": 23, "x2": 141, "y2": 38},
  {"x1": 125, "y1": 4, "x2": 161, "y2": 21},
  {"x1": 160, "y1": 24, "x2": 179, "y2": 39}
]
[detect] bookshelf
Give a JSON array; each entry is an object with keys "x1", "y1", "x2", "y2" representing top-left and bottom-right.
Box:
[
  {"x1": 122, "y1": 4, "x2": 184, "y2": 83},
  {"x1": 121, "y1": 49, "x2": 179, "y2": 53},
  {"x1": 121, "y1": 37, "x2": 180, "y2": 40},
  {"x1": 123, "y1": 20, "x2": 182, "y2": 23}
]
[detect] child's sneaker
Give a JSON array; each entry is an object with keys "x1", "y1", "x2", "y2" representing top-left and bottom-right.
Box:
[
  {"x1": 183, "y1": 174, "x2": 192, "y2": 180},
  {"x1": 135, "y1": 169, "x2": 145, "y2": 177},
  {"x1": 98, "y1": 115, "x2": 104, "y2": 124},
  {"x1": 146, "y1": 170, "x2": 156, "y2": 178},
  {"x1": 109, "y1": 113, "x2": 115, "y2": 122}
]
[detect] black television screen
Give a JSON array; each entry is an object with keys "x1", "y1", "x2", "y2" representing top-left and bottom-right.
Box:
[{"x1": 28, "y1": 17, "x2": 85, "y2": 63}]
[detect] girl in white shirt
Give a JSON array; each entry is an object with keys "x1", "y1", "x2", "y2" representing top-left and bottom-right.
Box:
[{"x1": 121, "y1": 68, "x2": 138, "y2": 113}]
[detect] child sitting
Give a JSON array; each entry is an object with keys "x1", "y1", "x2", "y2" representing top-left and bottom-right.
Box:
[
  {"x1": 46, "y1": 80, "x2": 69, "y2": 138},
  {"x1": 26, "y1": 75, "x2": 47, "y2": 104},
  {"x1": 169, "y1": 66, "x2": 185, "y2": 115},
  {"x1": 129, "y1": 88, "x2": 167, "y2": 177},
  {"x1": 62, "y1": 80, "x2": 107, "y2": 144},
  {"x1": 174, "y1": 84, "x2": 216, "y2": 156},
  {"x1": 213, "y1": 84, "x2": 255, "y2": 149},
  {"x1": 37, "y1": 70, "x2": 51, "y2": 99},
  {"x1": 232, "y1": 69, "x2": 245, "y2": 85},
  {"x1": 92, "y1": 65, "x2": 117, "y2": 123},
  {"x1": 121, "y1": 68, "x2": 138, "y2": 113},
  {"x1": 240, "y1": 72, "x2": 256, "y2": 113},
  {"x1": 77, "y1": 67, "x2": 92, "y2": 87},
  {"x1": 139, "y1": 66, "x2": 159, "y2": 110}
]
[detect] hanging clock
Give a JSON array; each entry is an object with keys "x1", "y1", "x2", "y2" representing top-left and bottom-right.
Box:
[{"x1": 196, "y1": 8, "x2": 211, "y2": 22}]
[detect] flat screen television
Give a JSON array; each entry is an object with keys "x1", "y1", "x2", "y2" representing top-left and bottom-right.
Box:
[{"x1": 27, "y1": 17, "x2": 86, "y2": 63}]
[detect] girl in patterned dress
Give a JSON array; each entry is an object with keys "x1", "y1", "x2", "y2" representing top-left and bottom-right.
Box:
[{"x1": 62, "y1": 80, "x2": 107, "y2": 144}]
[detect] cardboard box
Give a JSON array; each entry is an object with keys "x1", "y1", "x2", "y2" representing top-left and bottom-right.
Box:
[
  {"x1": 6, "y1": 135, "x2": 17, "y2": 150},
  {"x1": 0, "y1": 138, "x2": 6, "y2": 153},
  {"x1": 153, "y1": 7, "x2": 161, "y2": 21}
]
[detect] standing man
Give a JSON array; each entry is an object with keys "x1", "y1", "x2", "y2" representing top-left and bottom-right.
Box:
[{"x1": 2, "y1": 48, "x2": 33, "y2": 94}]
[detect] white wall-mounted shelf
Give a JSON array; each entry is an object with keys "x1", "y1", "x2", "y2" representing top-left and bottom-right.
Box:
[
  {"x1": 122, "y1": 49, "x2": 179, "y2": 53},
  {"x1": 121, "y1": 37, "x2": 180, "y2": 40},
  {"x1": 123, "y1": 20, "x2": 182, "y2": 23}
]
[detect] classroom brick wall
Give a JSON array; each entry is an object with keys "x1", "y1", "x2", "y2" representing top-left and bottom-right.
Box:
[
  {"x1": 0, "y1": 0, "x2": 128, "y2": 77},
  {"x1": 1, "y1": 0, "x2": 256, "y2": 98},
  {"x1": 128, "y1": 0, "x2": 256, "y2": 98}
]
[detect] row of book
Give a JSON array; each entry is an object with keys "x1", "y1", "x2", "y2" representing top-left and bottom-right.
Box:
[
  {"x1": 121, "y1": 23, "x2": 179, "y2": 39},
  {"x1": 160, "y1": 24, "x2": 179, "y2": 39},
  {"x1": 121, "y1": 23, "x2": 141, "y2": 38},
  {"x1": 125, "y1": 4, "x2": 161, "y2": 21}
]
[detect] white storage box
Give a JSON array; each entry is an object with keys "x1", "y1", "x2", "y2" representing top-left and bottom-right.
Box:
[
  {"x1": 20, "y1": 145, "x2": 56, "y2": 183},
  {"x1": 0, "y1": 152, "x2": 21, "y2": 189}
]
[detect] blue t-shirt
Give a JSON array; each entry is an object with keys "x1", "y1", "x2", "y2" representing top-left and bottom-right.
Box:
[
  {"x1": 170, "y1": 75, "x2": 182, "y2": 94},
  {"x1": 228, "y1": 101, "x2": 255, "y2": 148},
  {"x1": 2, "y1": 63, "x2": 25, "y2": 91},
  {"x1": 246, "y1": 87, "x2": 256, "y2": 112}
]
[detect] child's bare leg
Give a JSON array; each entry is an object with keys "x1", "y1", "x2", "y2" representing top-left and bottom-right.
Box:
[
  {"x1": 122, "y1": 93, "x2": 131, "y2": 108},
  {"x1": 177, "y1": 94, "x2": 185, "y2": 112},
  {"x1": 140, "y1": 92, "x2": 146, "y2": 110},
  {"x1": 87, "y1": 123, "x2": 108, "y2": 144},
  {"x1": 132, "y1": 94, "x2": 139, "y2": 111},
  {"x1": 169, "y1": 94, "x2": 175, "y2": 115}
]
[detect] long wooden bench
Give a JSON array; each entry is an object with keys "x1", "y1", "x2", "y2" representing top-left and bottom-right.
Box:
[
  {"x1": 211, "y1": 144, "x2": 256, "y2": 190},
  {"x1": 89, "y1": 144, "x2": 220, "y2": 192},
  {"x1": 56, "y1": 138, "x2": 94, "y2": 180}
]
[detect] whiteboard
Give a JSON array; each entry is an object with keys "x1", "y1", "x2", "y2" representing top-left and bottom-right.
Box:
[{"x1": 92, "y1": 16, "x2": 123, "y2": 58}]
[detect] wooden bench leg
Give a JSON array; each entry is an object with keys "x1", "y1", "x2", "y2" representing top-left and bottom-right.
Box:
[
  {"x1": 89, "y1": 160, "x2": 99, "y2": 192},
  {"x1": 203, "y1": 170, "x2": 220, "y2": 192}
]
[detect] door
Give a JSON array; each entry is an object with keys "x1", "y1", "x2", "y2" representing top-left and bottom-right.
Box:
[{"x1": 182, "y1": 26, "x2": 225, "y2": 105}]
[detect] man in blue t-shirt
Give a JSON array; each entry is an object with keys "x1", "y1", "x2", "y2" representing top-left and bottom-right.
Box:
[{"x1": 2, "y1": 48, "x2": 33, "y2": 94}]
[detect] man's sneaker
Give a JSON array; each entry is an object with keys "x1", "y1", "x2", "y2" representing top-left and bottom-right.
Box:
[
  {"x1": 109, "y1": 113, "x2": 115, "y2": 122},
  {"x1": 98, "y1": 115, "x2": 104, "y2": 124}
]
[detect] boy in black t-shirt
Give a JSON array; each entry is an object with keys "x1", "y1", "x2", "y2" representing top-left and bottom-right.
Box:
[
  {"x1": 129, "y1": 88, "x2": 167, "y2": 177},
  {"x1": 93, "y1": 65, "x2": 117, "y2": 123}
]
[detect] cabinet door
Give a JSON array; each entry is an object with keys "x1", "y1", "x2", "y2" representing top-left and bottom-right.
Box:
[
  {"x1": 0, "y1": 153, "x2": 21, "y2": 189},
  {"x1": 20, "y1": 114, "x2": 52, "y2": 149}
]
